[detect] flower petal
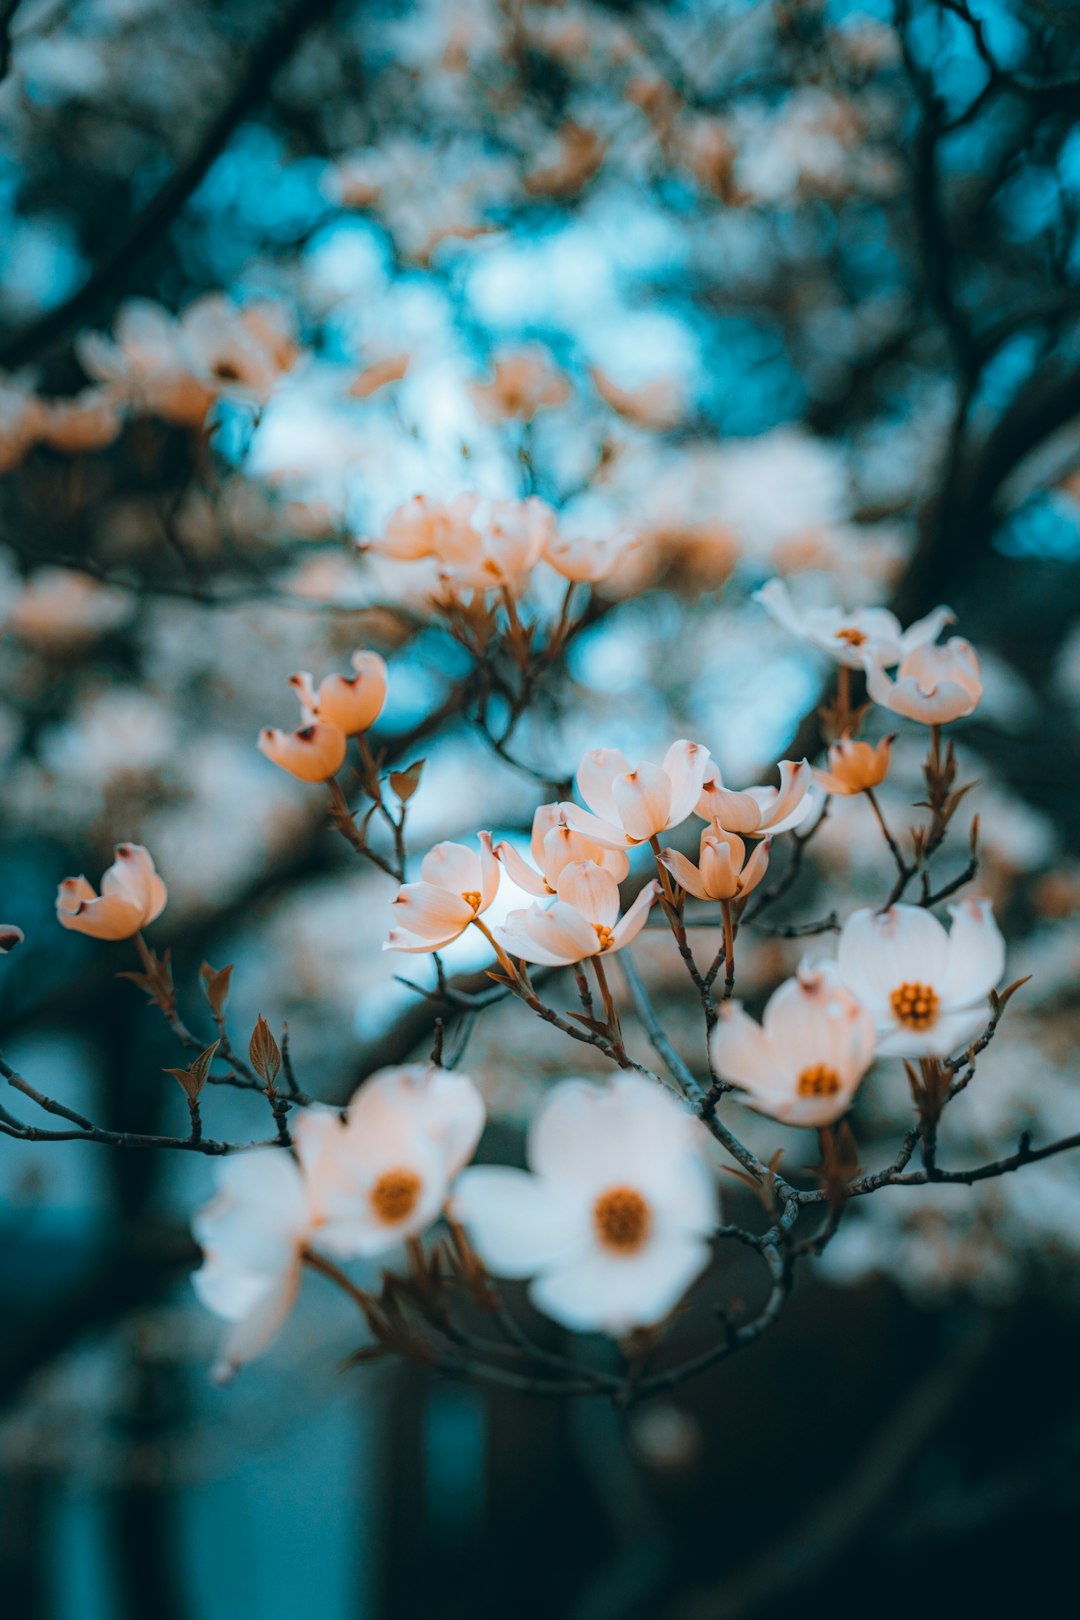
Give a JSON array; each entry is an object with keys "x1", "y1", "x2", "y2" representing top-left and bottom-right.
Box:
[
  {"x1": 452, "y1": 1167, "x2": 590, "y2": 1277},
  {"x1": 495, "y1": 901, "x2": 598, "y2": 966},
  {"x1": 494, "y1": 839, "x2": 550, "y2": 898},
  {"x1": 608, "y1": 879, "x2": 660, "y2": 950},
  {"x1": 709, "y1": 1001, "x2": 788, "y2": 1097},
  {"x1": 658, "y1": 848, "x2": 710, "y2": 901},
  {"x1": 938, "y1": 899, "x2": 1005, "y2": 1009},
  {"x1": 316, "y1": 651, "x2": 388, "y2": 735},
  {"x1": 210, "y1": 1266, "x2": 301, "y2": 1381},
  {"x1": 56, "y1": 889, "x2": 143, "y2": 940},
  {"x1": 343, "y1": 1063, "x2": 486, "y2": 1177},
  {"x1": 876, "y1": 1005, "x2": 988, "y2": 1059},
  {"x1": 612, "y1": 761, "x2": 672, "y2": 842},
  {"x1": 388, "y1": 880, "x2": 475, "y2": 945},
  {"x1": 529, "y1": 1235, "x2": 711, "y2": 1334},
  {"x1": 529, "y1": 1076, "x2": 702, "y2": 1202},
  {"x1": 576, "y1": 748, "x2": 632, "y2": 825},
  {"x1": 836, "y1": 905, "x2": 950, "y2": 1014},
  {"x1": 478, "y1": 829, "x2": 500, "y2": 910},
  {"x1": 555, "y1": 860, "x2": 619, "y2": 928},
  {"x1": 661, "y1": 740, "x2": 711, "y2": 826},
  {"x1": 900, "y1": 604, "x2": 955, "y2": 653},
  {"x1": 257, "y1": 723, "x2": 347, "y2": 783},
  {"x1": 418, "y1": 840, "x2": 481, "y2": 895}
]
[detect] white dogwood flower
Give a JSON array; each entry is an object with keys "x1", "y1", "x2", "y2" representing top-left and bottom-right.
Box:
[
  {"x1": 709, "y1": 961, "x2": 876, "y2": 1126},
  {"x1": 755, "y1": 579, "x2": 954, "y2": 669},
  {"x1": 295, "y1": 1064, "x2": 486, "y2": 1258},
  {"x1": 696, "y1": 758, "x2": 814, "y2": 836},
  {"x1": 494, "y1": 802, "x2": 629, "y2": 898},
  {"x1": 836, "y1": 901, "x2": 1005, "y2": 1057},
  {"x1": 192, "y1": 1065, "x2": 485, "y2": 1379},
  {"x1": 495, "y1": 861, "x2": 658, "y2": 966},
  {"x1": 863, "y1": 638, "x2": 982, "y2": 725},
  {"x1": 571, "y1": 740, "x2": 711, "y2": 844},
  {"x1": 56, "y1": 843, "x2": 167, "y2": 940},
  {"x1": 453, "y1": 1077, "x2": 717, "y2": 1334},
  {"x1": 385, "y1": 834, "x2": 499, "y2": 952}
]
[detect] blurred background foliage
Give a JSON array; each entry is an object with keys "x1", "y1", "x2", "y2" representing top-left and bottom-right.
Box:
[{"x1": 1, "y1": 0, "x2": 1079, "y2": 1615}]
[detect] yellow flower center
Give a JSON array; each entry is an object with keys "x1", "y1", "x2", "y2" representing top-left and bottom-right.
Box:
[
  {"x1": 890, "y1": 980, "x2": 940, "y2": 1029},
  {"x1": 593, "y1": 1186, "x2": 651, "y2": 1253},
  {"x1": 461, "y1": 890, "x2": 482, "y2": 911},
  {"x1": 593, "y1": 923, "x2": 615, "y2": 950},
  {"x1": 796, "y1": 1064, "x2": 842, "y2": 1098},
  {"x1": 369, "y1": 1168, "x2": 423, "y2": 1225},
  {"x1": 834, "y1": 626, "x2": 867, "y2": 646}
]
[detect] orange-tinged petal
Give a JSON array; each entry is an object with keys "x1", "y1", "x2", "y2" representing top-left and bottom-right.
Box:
[
  {"x1": 658, "y1": 848, "x2": 710, "y2": 902},
  {"x1": 57, "y1": 889, "x2": 144, "y2": 940},
  {"x1": 388, "y1": 881, "x2": 475, "y2": 946},
  {"x1": 316, "y1": 651, "x2": 388, "y2": 735},
  {"x1": 555, "y1": 861, "x2": 619, "y2": 929},
  {"x1": 612, "y1": 762, "x2": 671, "y2": 842},
  {"x1": 257, "y1": 723, "x2": 347, "y2": 782}
]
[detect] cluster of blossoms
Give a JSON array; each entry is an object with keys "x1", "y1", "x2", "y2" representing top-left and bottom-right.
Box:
[
  {"x1": 0, "y1": 295, "x2": 300, "y2": 474},
  {"x1": 24, "y1": 577, "x2": 1036, "y2": 1384},
  {"x1": 383, "y1": 740, "x2": 809, "y2": 964},
  {"x1": 190, "y1": 1065, "x2": 727, "y2": 1367},
  {"x1": 193, "y1": 1064, "x2": 485, "y2": 1380},
  {"x1": 363, "y1": 492, "x2": 639, "y2": 601},
  {"x1": 756, "y1": 580, "x2": 983, "y2": 725}
]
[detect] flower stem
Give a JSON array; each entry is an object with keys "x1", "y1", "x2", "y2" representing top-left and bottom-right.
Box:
[
  {"x1": 470, "y1": 915, "x2": 520, "y2": 981},
  {"x1": 721, "y1": 901, "x2": 736, "y2": 1000}
]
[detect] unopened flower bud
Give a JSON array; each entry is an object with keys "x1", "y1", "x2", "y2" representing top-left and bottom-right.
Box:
[{"x1": 815, "y1": 735, "x2": 894, "y2": 796}]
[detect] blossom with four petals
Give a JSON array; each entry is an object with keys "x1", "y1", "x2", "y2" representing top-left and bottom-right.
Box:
[
  {"x1": 494, "y1": 803, "x2": 629, "y2": 898},
  {"x1": 570, "y1": 740, "x2": 711, "y2": 845},
  {"x1": 56, "y1": 843, "x2": 167, "y2": 940},
  {"x1": 288, "y1": 650, "x2": 388, "y2": 735},
  {"x1": 862, "y1": 639, "x2": 982, "y2": 725},
  {"x1": 495, "y1": 861, "x2": 659, "y2": 967},
  {"x1": 709, "y1": 961, "x2": 876, "y2": 1126},
  {"x1": 385, "y1": 834, "x2": 499, "y2": 952},
  {"x1": 755, "y1": 578, "x2": 955, "y2": 669},
  {"x1": 659, "y1": 827, "x2": 771, "y2": 903},
  {"x1": 453, "y1": 1076, "x2": 717, "y2": 1334},
  {"x1": 295, "y1": 1064, "x2": 485, "y2": 1258},
  {"x1": 696, "y1": 758, "x2": 814, "y2": 836},
  {"x1": 836, "y1": 901, "x2": 1004, "y2": 1057}
]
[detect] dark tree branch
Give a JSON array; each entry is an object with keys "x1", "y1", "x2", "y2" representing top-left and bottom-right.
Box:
[{"x1": 0, "y1": 0, "x2": 343, "y2": 369}]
